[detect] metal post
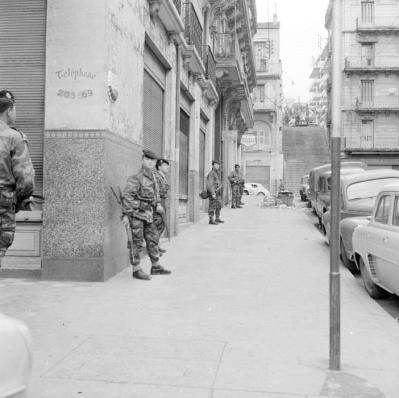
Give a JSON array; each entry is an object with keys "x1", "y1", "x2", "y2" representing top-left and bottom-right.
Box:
[{"x1": 329, "y1": 0, "x2": 342, "y2": 371}]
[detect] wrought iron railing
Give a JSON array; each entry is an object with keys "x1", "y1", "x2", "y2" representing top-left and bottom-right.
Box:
[
  {"x1": 173, "y1": 0, "x2": 182, "y2": 15},
  {"x1": 202, "y1": 45, "x2": 216, "y2": 86},
  {"x1": 213, "y1": 32, "x2": 235, "y2": 59},
  {"x1": 355, "y1": 96, "x2": 399, "y2": 110},
  {"x1": 182, "y1": 2, "x2": 203, "y2": 58},
  {"x1": 357, "y1": 16, "x2": 399, "y2": 30},
  {"x1": 345, "y1": 56, "x2": 399, "y2": 69}
]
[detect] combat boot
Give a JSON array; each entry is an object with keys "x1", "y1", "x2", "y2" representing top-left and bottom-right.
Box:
[
  {"x1": 209, "y1": 217, "x2": 218, "y2": 225},
  {"x1": 151, "y1": 265, "x2": 172, "y2": 275},
  {"x1": 133, "y1": 269, "x2": 151, "y2": 280},
  {"x1": 215, "y1": 218, "x2": 224, "y2": 223},
  {"x1": 231, "y1": 205, "x2": 236, "y2": 208}
]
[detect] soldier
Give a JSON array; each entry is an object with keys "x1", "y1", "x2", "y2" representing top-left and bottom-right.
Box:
[
  {"x1": 0, "y1": 90, "x2": 35, "y2": 266},
  {"x1": 121, "y1": 149, "x2": 171, "y2": 280},
  {"x1": 206, "y1": 160, "x2": 224, "y2": 225},
  {"x1": 239, "y1": 176, "x2": 246, "y2": 206},
  {"x1": 228, "y1": 164, "x2": 243, "y2": 209},
  {"x1": 153, "y1": 158, "x2": 170, "y2": 254}
]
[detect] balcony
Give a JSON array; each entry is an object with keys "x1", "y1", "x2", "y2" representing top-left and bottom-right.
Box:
[
  {"x1": 202, "y1": 45, "x2": 216, "y2": 87},
  {"x1": 354, "y1": 96, "x2": 399, "y2": 112},
  {"x1": 256, "y1": 61, "x2": 282, "y2": 78},
  {"x1": 344, "y1": 136, "x2": 399, "y2": 152},
  {"x1": 153, "y1": 0, "x2": 184, "y2": 34},
  {"x1": 345, "y1": 56, "x2": 399, "y2": 73},
  {"x1": 356, "y1": 16, "x2": 399, "y2": 32},
  {"x1": 181, "y1": 2, "x2": 204, "y2": 76},
  {"x1": 182, "y1": 2, "x2": 203, "y2": 59}
]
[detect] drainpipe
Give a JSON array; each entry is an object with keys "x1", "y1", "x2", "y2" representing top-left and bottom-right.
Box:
[{"x1": 174, "y1": 36, "x2": 181, "y2": 236}]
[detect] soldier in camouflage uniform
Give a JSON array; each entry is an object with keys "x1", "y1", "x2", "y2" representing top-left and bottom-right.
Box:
[
  {"x1": 153, "y1": 158, "x2": 170, "y2": 254},
  {"x1": 207, "y1": 160, "x2": 224, "y2": 225},
  {"x1": 228, "y1": 164, "x2": 243, "y2": 209},
  {"x1": 0, "y1": 90, "x2": 35, "y2": 266},
  {"x1": 121, "y1": 149, "x2": 171, "y2": 280}
]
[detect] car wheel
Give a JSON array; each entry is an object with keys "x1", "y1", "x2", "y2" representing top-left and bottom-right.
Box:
[
  {"x1": 257, "y1": 192, "x2": 265, "y2": 197},
  {"x1": 359, "y1": 256, "x2": 390, "y2": 299},
  {"x1": 243, "y1": 190, "x2": 249, "y2": 195},
  {"x1": 340, "y1": 238, "x2": 359, "y2": 274}
]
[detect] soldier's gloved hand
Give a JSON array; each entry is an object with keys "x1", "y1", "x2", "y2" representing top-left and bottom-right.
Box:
[
  {"x1": 156, "y1": 204, "x2": 165, "y2": 214},
  {"x1": 122, "y1": 216, "x2": 129, "y2": 227}
]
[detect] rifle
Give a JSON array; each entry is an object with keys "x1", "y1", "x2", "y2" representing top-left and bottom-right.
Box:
[
  {"x1": 110, "y1": 186, "x2": 134, "y2": 249},
  {"x1": 159, "y1": 205, "x2": 170, "y2": 241}
]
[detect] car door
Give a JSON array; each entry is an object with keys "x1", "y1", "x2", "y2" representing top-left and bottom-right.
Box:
[
  {"x1": 377, "y1": 194, "x2": 399, "y2": 295},
  {"x1": 366, "y1": 194, "x2": 393, "y2": 286},
  {"x1": 316, "y1": 176, "x2": 329, "y2": 218}
]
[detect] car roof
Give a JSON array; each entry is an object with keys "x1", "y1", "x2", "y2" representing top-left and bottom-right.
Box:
[
  {"x1": 379, "y1": 182, "x2": 399, "y2": 193},
  {"x1": 321, "y1": 168, "x2": 365, "y2": 178},
  {"x1": 341, "y1": 169, "x2": 399, "y2": 186}
]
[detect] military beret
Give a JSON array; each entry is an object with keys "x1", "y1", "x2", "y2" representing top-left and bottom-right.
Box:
[
  {"x1": 212, "y1": 160, "x2": 220, "y2": 166},
  {"x1": 0, "y1": 90, "x2": 15, "y2": 104},
  {"x1": 156, "y1": 158, "x2": 169, "y2": 168},
  {"x1": 143, "y1": 149, "x2": 157, "y2": 159},
  {"x1": 234, "y1": 164, "x2": 240, "y2": 168}
]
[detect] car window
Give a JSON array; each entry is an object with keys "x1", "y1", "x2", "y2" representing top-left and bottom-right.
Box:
[
  {"x1": 374, "y1": 195, "x2": 392, "y2": 224},
  {"x1": 347, "y1": 178, "x2": 399, "y2": 201},
  {"x1": 393, "y1": 196, "x2": 399, "y2": 227}
]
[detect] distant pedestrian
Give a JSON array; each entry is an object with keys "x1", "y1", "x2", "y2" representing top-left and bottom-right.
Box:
[
  {"x1": 153, "y1": 158, "x2": 170, "y2": 254},
  {"x1": 207, "y1": 160, "x2": 224, "y2": 225},
  {"x1": 0, "y1": 90, "x2": 35, "y2": 266},
  {"x1": 121, "y1": 149, "x2": 171, "y2": 280},
  {"x1": 228, "y1": 164, "x2": 242, "y2": 208},
  {"x1": 239, "y1": 176, "x2": 245, "y2": 205},
  {"x1": 279, "y1": 179, "x2": 285, "y2": 192}
]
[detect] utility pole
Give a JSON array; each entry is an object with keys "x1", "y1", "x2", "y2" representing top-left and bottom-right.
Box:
[{"x1": 330, "y1": 0, "x2": 342, "y2": 371}]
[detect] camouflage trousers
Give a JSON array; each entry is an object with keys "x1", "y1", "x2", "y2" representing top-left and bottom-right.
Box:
[
  {"x1": 231, "y1": 184, "x2": 241, "y2": 207},
  {"x1": 208, "y1": 194, "x2": 222, "y2": 218},
  {"x1": 0, "y1": 206, "x2": 16, "y2": 263},
  {"x1": 153, "y1": 211, "x2": 165, "y2": 237},
  {"x1": 128, "y1": 216, "x2": 159, "y2": 272}
]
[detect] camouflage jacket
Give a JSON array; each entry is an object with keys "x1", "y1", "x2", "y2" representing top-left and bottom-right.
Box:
[
  {"x1": 154, "y1": 170, "x2": 169, "y2": 201},
  {"x1": 207, "y1": 169, "x2": 221, "y2": 196},
  {"x1": 122, "y1": 166, "x2": 160, "y2": 223},
  {"x1": 0, "y1": 121, "x2": 35, "y2": 204},
  {"x1": 228, "y1": 170, "x2": 243, "y2": 186}
]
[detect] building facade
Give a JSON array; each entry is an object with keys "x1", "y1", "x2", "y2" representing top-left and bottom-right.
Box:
[
  {"x1": 241, "y1": 17, "x2": 283, "y2": 194},
  {"x1": 0, "y1": 0, "x2": 256, "y2": 281},
  {"x1": 325, "y1": 0, "x2": 399, "y2": 168}
]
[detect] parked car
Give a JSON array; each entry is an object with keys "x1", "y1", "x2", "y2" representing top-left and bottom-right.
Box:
[
  {"x1": 243, "y1": 183, "x2": 270, "y2": 197},
  {"x1": 0, "y1": 313, "x2": 32, "y2": 397},
  {"x1": 299, "y1": 175, "x2": 309, "y2": 202},
  {"x1": 307, "y1": 161, "x2": 366, "y2": 213},
  {"x1": 322, "y1": 169, "x2": 399, "y2": 273},
  {"x1": 314, "y1": 167, "x2": 366, "y2": 224},
  {"x1": 353, "y1": 183, "x2": 399, "y2": 299}
]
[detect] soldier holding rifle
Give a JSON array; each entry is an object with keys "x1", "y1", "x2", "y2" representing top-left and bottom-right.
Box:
[
  {"x1": 121, "y1": 149, "x2": 171, "y2": 280},
  {"x1": 228, "y1": 164, "x2": 243, "y2": 209},
  {"x1": 206, "y1": 160, "x2": 224, "y2": 225}
]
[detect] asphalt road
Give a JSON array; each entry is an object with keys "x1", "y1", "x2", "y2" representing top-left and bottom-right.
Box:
[{"x1": 301, "y1": 199, "x2": 399, "y2": 322}]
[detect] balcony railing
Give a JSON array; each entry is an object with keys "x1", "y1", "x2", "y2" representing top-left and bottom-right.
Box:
[
  {"x1": 213, "y1": 32, "x2": 236, "y2": 59},
  {"x1": 345, "y1": 56, "x2": 399, "y2": 69},
  {"x1": 202, "y1": 45, "x2": 216, "y2": 87},
  {"x1": 255, "y1": 61, "x2": 282, "y2": 75},
  {"x1": 173, "y1": 0, "x2": 181, "y2": 15},
  {"x1": 355, "y1": 96, "x2": 399, "y2": 110},
  {"x1": 357, "y1": 16, "x2": 399, "y2": 30},
  {"x1": 182, "y1": 2, "x2": 203, "y2": 59}
]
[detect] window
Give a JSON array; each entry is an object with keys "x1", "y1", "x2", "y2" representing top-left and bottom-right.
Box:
[
  {"x1": 361, "y1": 1, "x2": 374, "y2": 24},
  {"x1": 256, "y1": 85, "x2": 265, "y2": 103},
  {"x1": 361, "y1": 44, "x2": 374, "y2": 67},
  {"x1": 393, "y1": 196, "x2": 399, "y2": 227},
  {"x1": 360, "y1": 119, "x2": 374, "y2": 149},
  {"x1": 361, "y1": 80, "x2": 374, "y2": 104},
  {"x1": 374, "y1": 195, "x2": 392, "y2": 224},
  {"x1": 255, "y1": 42, "x2": 270, "y2": 72}
]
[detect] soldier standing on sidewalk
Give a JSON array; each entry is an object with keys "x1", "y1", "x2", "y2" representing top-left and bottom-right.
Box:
[
  {"x1": 206, "y1": 160, "x2": 224, "y2": 225},
  {"x1": 153, "y1": 158, "x2": 170, "y2": 254},
  {"x1": 121, "y1": 149, "x2": 171, "y2": 280},
  {"x1": 228, "y1": 164, "x2": 243, "y2": 209},
  {"x1": 0, "y1": 90, "x2": 35, "y2": 266}
]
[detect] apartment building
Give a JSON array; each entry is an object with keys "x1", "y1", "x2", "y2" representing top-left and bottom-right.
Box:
[
  {"x1": 241, "y1": 16, "x2": 283, "y2": 194},
  {"x1": 325, "y1": 0, "x2": 399, "y2": 168},
  {"x1": 0, "y1": 0, "x2": 256, "y2": 280}
]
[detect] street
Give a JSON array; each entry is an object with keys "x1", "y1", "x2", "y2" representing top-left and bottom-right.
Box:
[{"x1": 1, "y1": 196, "x2": 399, "y2": 398}]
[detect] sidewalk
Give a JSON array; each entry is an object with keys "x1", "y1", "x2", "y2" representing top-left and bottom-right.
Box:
[{"x1": 1, "y1": 196, "x2": 399, "y2": 397}]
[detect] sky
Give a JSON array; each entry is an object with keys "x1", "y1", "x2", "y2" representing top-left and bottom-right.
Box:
[{"x1": 255, "y1": 0, "x2": 330, "y2": 102}]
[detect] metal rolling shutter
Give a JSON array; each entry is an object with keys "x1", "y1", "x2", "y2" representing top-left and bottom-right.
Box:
[
  {"x1": 143, "y1": 70, "x2": 164, "y2": 157},
  {"x1": 179, "y1": 110, "x2": 189, "y2": 196},
  {"x1": 0, "y1": 0, "x2": 46, "y2": 194},
  {"x1": 245, "y1": 166, "x2": 270, "y2": 190}
]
